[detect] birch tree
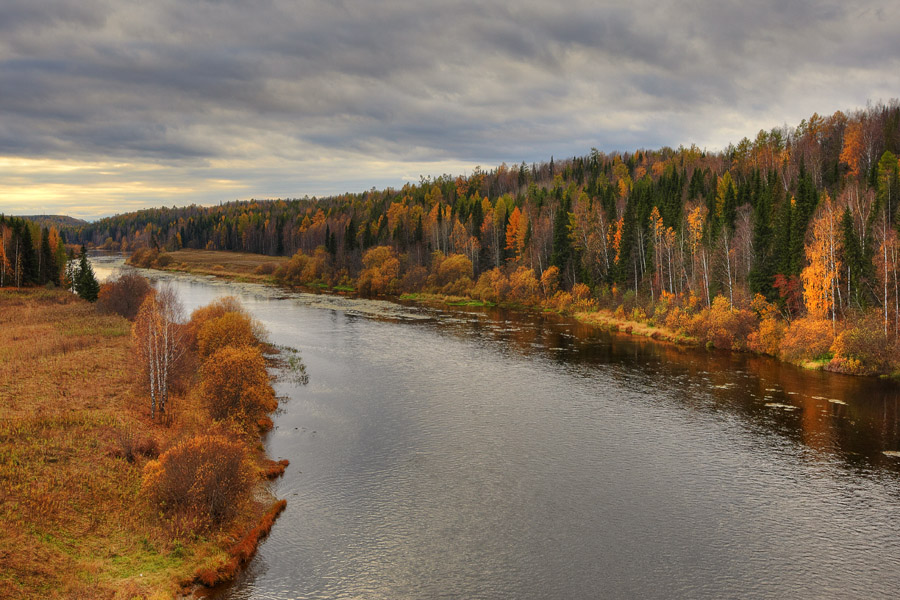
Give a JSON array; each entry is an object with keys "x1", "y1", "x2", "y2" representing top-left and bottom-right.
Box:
[{"x1": 134, "y1": 284, "x2": 187, "y2": 419}]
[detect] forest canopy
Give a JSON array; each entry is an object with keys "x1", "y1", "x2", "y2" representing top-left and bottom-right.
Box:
[{"x1": 30, "y1": 101, "x2": 900, "y2": 370}]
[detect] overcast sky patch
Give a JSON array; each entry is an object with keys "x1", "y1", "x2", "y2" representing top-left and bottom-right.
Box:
[{"x1": 1, "y1": 0, "x2": 898, "y2": 219}]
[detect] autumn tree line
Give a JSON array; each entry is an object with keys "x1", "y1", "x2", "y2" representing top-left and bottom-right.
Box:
[
  {"x1": 0, "y1": 215, "x2": 69, "y2": 288},
  {"x1": 75, "y1": 101, "x2": 900, "y2": 374}
]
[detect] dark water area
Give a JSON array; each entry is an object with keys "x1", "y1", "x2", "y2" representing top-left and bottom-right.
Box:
[{"x1": 92, "y1": 256, "x2": 900, "y2": 599}]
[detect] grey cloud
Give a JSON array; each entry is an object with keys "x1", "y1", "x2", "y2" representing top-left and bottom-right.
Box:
[{"x1": 1, "y1": 0, "x2": 898, "y2": 210}]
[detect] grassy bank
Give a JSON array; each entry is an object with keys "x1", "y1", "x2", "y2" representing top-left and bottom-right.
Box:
[
  {"x1": 128, "y1": 249, "x2": 289, "y2": 284},
  {"x1": 0, "y1": 288, "x2": 283, "y2": 599}
]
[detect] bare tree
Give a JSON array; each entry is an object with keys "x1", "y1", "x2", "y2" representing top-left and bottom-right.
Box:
[{"x1": 133, "y1": 283, "x2": 187, "y2": 419}]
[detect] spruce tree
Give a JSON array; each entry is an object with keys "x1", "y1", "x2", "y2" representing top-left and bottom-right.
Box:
[
  {"x1": 74, "y1": 246, "x2": 100, "y2": 302},
  {"x1": 18, "y1": 223, "x2": 38, "y2": 285},
  {"x1": 749, "y1": 184, "x2": 774, "y2": 298},
  {"x1": 40, "y1": 228, "x2": 53, "y2": 285}
]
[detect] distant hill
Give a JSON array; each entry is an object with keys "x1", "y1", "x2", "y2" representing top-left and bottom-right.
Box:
[{"x1": 20, "y1": 215, "x2": 89, "y2": 229}]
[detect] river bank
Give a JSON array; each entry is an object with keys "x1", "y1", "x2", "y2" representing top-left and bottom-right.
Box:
[
  {"x1": 127, "y1": 248, "x2": 900, "y2": 379},
  {"x1": 142, "y1": 258, "x2": 900, "y2": 600},
  {"x1": 0, "y1": 287, "x2": 286, "y2": 599}
]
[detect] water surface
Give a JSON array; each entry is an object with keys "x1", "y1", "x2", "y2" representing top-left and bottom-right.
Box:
[{"x1": 94, "y1": 255, "x2": 900, "y2": 599}]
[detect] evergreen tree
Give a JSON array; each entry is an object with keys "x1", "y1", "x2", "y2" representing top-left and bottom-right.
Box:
[
  {"x1": 345, "y1": 217, "x2": 357, "y2": 251},
  {"x1": 840, "y1": 208, "x2": 872, "y2": 309},
  {"x1": 74, "y1": 246, "x2": 100, "y2": 301},
  {"x1": 787, "y1": 165, "x2": 818, "y2": 275},
  {"x1": 40, "y1": 228, "x2": 53, "y2": 285},
  {"x1": 550, "y1": 196, "x2": 572, "y2": 275},
  {"x1": 18, "y1": 223, "x2": 38, "y2": 285},
  {"x1": 749, "y1": 184, "x2": 774, "y2": 297},
  {"x1": 773, "y1": 194, "x2": 793, "y2": 276}
]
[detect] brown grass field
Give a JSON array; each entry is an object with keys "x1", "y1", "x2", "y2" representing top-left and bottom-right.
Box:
[
  {"x1": 0, "y1": 288, "x2": 274, "y2": 599},
  {"x1": 137, "y1": 249, "x2": 288, "y2": 283}
]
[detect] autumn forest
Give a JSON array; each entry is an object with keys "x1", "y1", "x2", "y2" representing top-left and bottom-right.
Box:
[{"x1": 5, "y1": 102, "x2": 900, "y2": 375}]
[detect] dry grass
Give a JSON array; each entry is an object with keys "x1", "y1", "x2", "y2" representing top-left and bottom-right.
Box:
[
  {"x1": 0, "y1": 289, "x2": 280, "y2": 599},
  {"x1": 574, "y1": 309, "x2": 695, "y2": 345},
  {"x1": 135, "y1": 250, "x2": 288, "y2": 283}
]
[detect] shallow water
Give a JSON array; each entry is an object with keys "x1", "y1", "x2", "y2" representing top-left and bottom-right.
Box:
[{"x1": 94, "y1": 255, "x2": 900, "y2": 599}]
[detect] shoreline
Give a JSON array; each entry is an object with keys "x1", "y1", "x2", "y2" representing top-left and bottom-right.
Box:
[
  {"x1": 0, "y1": 285, "x2": 289, "y2": 599},
  {"x1": 130, "y1": 249, "x2": 885, "y2": 379}
]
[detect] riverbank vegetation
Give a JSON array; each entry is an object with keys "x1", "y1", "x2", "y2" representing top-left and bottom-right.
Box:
[
  {"x1": 0, "y1": 278, "x2": 288, "y2": 598},
  {"x1": 66, "y1": 101, "x2": 900, "y2": 375}
]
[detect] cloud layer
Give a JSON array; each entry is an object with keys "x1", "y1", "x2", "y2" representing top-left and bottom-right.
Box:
[{"x1": 2, "y1": 0, "x2": 899, "y2": 219}]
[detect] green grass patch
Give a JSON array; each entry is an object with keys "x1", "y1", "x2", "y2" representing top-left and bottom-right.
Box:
[{"x1": 446, "y1": 299, "x2": 490, "y2": 307}]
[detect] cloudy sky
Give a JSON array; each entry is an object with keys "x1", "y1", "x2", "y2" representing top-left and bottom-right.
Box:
[{"x1": 1, "y1": 0, "x2": 898, "y2": 220}]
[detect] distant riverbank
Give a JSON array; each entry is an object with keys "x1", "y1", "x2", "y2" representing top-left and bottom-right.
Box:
[{"x1": 127, "y1": 247, "x2": 900, "y2": 379}]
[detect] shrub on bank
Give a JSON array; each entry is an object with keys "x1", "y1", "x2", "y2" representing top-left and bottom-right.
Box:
[
  {"x1": 508, "y1": 267, "x2": 540, "y2": 303},
  {"x1": 357, "y1": 246, "x2": 400, "y2": 296},
  {"x1": 142, "y1": 435, "x2": 253, "y2": 531},
  {"x1": 829, "y1": 311, "x2": 897, "y2": 375},
  {"x1": 97, "y1": 271, "x2": 153, "y2": 320},
  {"x1": 472, "y1": 268, "x2": 510, "y2": 303},
  {"x1": 188, "y1": 296, "x2": 265, "y2": 351},
  {"x1": 199, "y1": 346, "x2": 277, "y2": 425},
  {"x1": 196, "y1": 311, "x2": 259, "y2": 359},
  {"x1": 779, "y1": 317, "x2": 835, "y2": 363},
  {"x1": 274, "y1": 248, "x2": 330, "y2": 286}
]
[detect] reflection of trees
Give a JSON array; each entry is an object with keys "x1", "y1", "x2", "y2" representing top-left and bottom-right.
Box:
[{"x1": 428, "y1": 305, "x2": 900, "y2": 468}]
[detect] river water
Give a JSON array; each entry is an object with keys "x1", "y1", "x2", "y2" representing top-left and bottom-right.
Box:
[{"x1": 93, "y1": 256, "x2": 900, "y2": 599}]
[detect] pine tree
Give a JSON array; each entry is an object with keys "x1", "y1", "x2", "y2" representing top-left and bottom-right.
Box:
[
  {"x1": 18, "y1": 223, "x2": 38, "y2": 285},
  {"x1": 749, "y1": 184, "x2": 774, "y2": 297},
  {"x1": 345, "y1": 217, "x2": 357, "y2": 251},
  {"x1": 550, "y1": 195, "x2": 572, "y2": 275},
  {"x1": 840, "y1": 208, "x2": 872, "y2": 309},
  {"x1": 40, "y1": 228, "x2": 53, "y2": 285},
  {"x1": 74, "y1": 246, "x2": 100, "y2": 301}
]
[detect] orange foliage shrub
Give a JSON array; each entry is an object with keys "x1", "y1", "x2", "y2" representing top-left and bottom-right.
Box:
[
  {"x1": 705, "y1": 296, "x2": 757, "y2": 350},
  {"x1": 829, "y1": 311, "x2": 897, "y2": 375},
  {"x1": 128, "y1": 247, "x2": 160, "y2": 268},
  {"x1": 141, "y1": 435, "x2": 253, "y2": 530},
  {"x1": 252, "y1": 262, "x2": 279, "y2": 275},
  {"x1": 508, "y1": 267, "x2": 539, "y2": 303},
  {"x1": 747, "y1": 316, "x2": 785, "y2": 356},
  {"x1": 548, "y1": 290, "x2": 573, "y2": 312},
  {"x1": 665, "y1": 305, "x2": 700, "y2": 336},
  {"x1": 274, "y1": 248, "x2": 329, "y2": 285},
  {"x1": 196, "y1": 311, "x2": 258, "y2": 359},
  {"x1": 188, "y1": 296, "x2": 265, "y2": 350},
  {"x1": 746, "y1": 294, "x2": 785, "y2": 356},
  {"x1": 570, "y1": 283, "x2": 597, "y2": 312},
  {"x1": 679, "y1": 295, "x2": 757, "y2": 350},
  {"x1": 261, "y1": 459, "x2": 290, "y2": 480},
  {"x1": 779, "y1": 317, "x2": 835, "y2": 362},
  {"x1": 472, "y1": 268, "x2": 510, "y2": 303},
  {"x1": 540, "y1": 266, "x2": 560, "y2": 298},
  {"x1": 357, "y1": 246, "x2": 400, "y2": 296},
  {"x1": 199, "y1": 346, "x2": 277, "y2": 425},
  {"x1": 97, "y1": 272, "x2": 153, "y2": 320},
  {"x1": 429, "y1": 252, "x2": 474, "y2": 295}
]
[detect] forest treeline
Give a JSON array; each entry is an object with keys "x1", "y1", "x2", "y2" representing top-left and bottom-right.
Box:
[
  {"x1": 66, "y1": 101, "x2": 900, "y2": 372},
  {"x1": 0, "y1": 215, "x2": 69, "y2": 287}
]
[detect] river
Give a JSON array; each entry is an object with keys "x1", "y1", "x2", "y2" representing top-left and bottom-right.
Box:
[{"x1": 93, "y1": 255, "x2": 900, "y2": 599}]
